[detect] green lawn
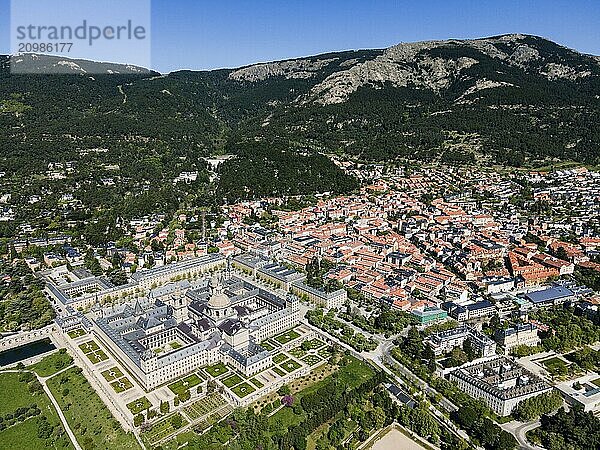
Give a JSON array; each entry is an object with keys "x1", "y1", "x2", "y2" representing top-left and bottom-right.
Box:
[
  {"x1": 591, "y1": 378, "x2": 600, "y2": 387},
  {"x1": 205, "y1": 362, "x2": 229, "y2": 378},
  {"x1": 102, "y1": 366, "x2": 124, "y2": 382},
  {"x1": 85, "y1": 350, "x2": 109, "y2": 364},
  {"x1": 222, "y1": 373, "x2": 244, "y2": 388},
  {"x1": 169, "y1": 341, "x2": 182, "y2": 350},
  {"x1": 273, "y1": 353, "x2": 288, "y2": 364},
  {"x1": 0, "y1": 412, "x2": 74, "y2": 450},
  {"x1": 67, "y1": 328, "x2": 86, "y2": 339},
  {"x1": 126, "y1": 396, "x2": 153, "y2": 415},
  {"x1": 280, "y1": 359, "x2": 302, "y2": 373},
  {"x1": 541, "y1": 357, "x2": 569, "y2": 375},
  {"x1": 78, "y1": 340, "x2": 100, "y2": 354},
  {"x1": 274, "y1": 329, "x2": 301, "y2": 345},
  {"x1": 272, "y1": 367, "x2": 286, "y2": 377},
  {"x1": 231, "y1": 382, "x2": 256, "y2": 398},
  {"x1": 111, "y1": 377, "x2": 133, "y2": 393},
  {"x1": 28, "y1": 350, "x2": 73, "y2": 377},
  {"x1": 168, "y1": 374, "x2": 202, "y2": 396},
  {"x1": 0, "y1": 371, "x2": 72, "y2": 450},
  {"x1": 47, "y1": 367, "x2": 140, "y2": 449},
  {"x1": 260, "y1": 340, "x2": 275, "y2": 351},
  {"x1": 249, "y1": 377, "x2": 264, "y2": 388}
]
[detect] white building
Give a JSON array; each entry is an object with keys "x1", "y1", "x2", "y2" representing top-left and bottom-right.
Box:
[
  {"x1": 495, "y1": 323, "x2": 540, "y2": 354},
  {"x1": 426, "y1": 325, "x2": 497, "y2": 357},
  {"x1": 449, "y1": 356, "x2": 552, "y2": 416}
]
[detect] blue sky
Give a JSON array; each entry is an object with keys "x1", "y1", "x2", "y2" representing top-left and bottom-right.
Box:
[{"x1": 1, "y1": 0, "x2": 599, "y2": 73}]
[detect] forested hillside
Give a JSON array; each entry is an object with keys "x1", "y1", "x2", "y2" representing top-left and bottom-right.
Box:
[{"x1": 1, "y1": 34, "x2": 600, "y2": 207}]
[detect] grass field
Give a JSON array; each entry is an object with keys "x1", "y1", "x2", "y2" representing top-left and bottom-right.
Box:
[
  {"x1": 272, "y1": 366, "x2": 286, "y2": 377},
  {"x1": 78, "y1": 341, "x2": 100, "y2": 354},
  {"x1": 168, "y1": 374, "x2": 202, "y2": 396},
  {"x1": 273, "y1": 353, "x2": 288, "y2": 364},
  {"x1": 102, "y1": 367, "x2": 124, "y2": 382},
  {"x1": 0, "y1": 372, "x2": 72, "y2": 450},
  {"x1": 67, "y1": 328, "x2": 86, "y2": 339},
  {"x1": 205, "y1": 362, "x2": 229, "y2": 378},
  {"x1": 250, "y1": 377, "x2": 264, "y2": 388},
  {"x1": 232, "y1": 382, "x2": 256, "y2": 398},
  {"x1": 591, "y1": 378, "x2": 600, "y2": 387},
  {"x1": 280, "y1": 359, "x2": 302, "y2": 373},
  {"x1": 47, "y1": 367, "x2": 140, "y2": 449},
  {"x1": 274, "y1": 329, "x2": 301, "y2": 345},
  {"x1": 222, "y1": 373, "x2": 244, "y2": 388},
  {"x1": 28, "y1": 350, "x2": 73, "y2": 377},
  {"x1": 111, "y1": 377, "x2": 133, "y2": 393},
  {"x1": 127, "y1": 396, "x2": 152, "y2": 415}
]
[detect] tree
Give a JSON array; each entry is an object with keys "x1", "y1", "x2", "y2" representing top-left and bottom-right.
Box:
[
  {"x1": 160, "y1": 401, "x2": 170, "y2": 415},
  {"x1": 170, "y1": 414, "x2": 183, "y2": 430},
  {"x1": 133, "y1": 414, "x2": 144, "y2": 427},
  {"x1": 278, "y1": 384, "x2": 291, "y2": 396},
  {"x1": 373, "y1": 406, "x2": 386, "y2": 430}
]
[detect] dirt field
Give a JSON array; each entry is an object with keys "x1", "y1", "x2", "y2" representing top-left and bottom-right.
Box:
[{"x1": 371, "y1": 427, "x2": 427, "y2": 450}]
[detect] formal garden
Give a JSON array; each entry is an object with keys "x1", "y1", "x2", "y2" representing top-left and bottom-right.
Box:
[
  {"x1": 141, "y1": 413, "x2": 189, "y2": 448},
  {"x1": 540, "y1": 356, "x2": 571, "y2": 377},
  {"x1": 110, "y1": 377, "x2": 134, "y2": 393},
  {"x1": 279, "y1": 358, "x2": 302, "y2": 373},
  {"x1": 231, "y1": 382, "x2": 256, "y2": 398},
  {"x1": 127, "y1": 396, "x2": 152, "y2": 415},
  {"x1": 222, "y1": 373, "x2": 244, "y2": 388},
  {"x1": 272, "y1": 353, "x2": 288, "y2": 364},
  {"x1": 273, "y1": 328, "x2": 301, "y2": 345},
  {"x1": 101, "y1": 366, "x2": 124, "y2": 382},
  {"x1": 78, "y1": 340, "x2": 109, "y2": 364},
  {"x1": 205, "y1": 362, "x2": 229, "y2": 378},
  {"x1": 168, "y1": 373, "x2": 203, "y2": 396},
  {"x1": 67, "y1": 328, "x2": 86, "y2": 339}
]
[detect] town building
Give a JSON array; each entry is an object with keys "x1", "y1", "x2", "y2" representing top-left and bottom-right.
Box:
[
  {"x1": 289, "y1": 280, "x2": 347, "y2": 309},
  {"x1": 494, "y1": 323, "x2": 540, "y2": 354},
  {"x1": 425, "y1": 325, "x2": 497, "y2": 357},
  {"x1": 448, "y1": 356, "x2": 552, "y2": 416}
]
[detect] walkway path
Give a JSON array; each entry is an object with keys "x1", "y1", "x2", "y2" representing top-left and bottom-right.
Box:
[{"x1": 0, "y1": 367, "x2": 82, "y2": 450}]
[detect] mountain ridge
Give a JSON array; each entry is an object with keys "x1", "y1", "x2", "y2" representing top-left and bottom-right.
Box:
[{"x1": 1, "y1": 34, "x2": 600, "y2": 184}]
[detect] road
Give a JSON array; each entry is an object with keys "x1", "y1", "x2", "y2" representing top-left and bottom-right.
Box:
[{"x1": 500, "y1": 420, "x2": 544, "y2": 450}]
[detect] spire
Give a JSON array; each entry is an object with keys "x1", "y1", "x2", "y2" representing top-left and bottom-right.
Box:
[{"x1": 133, "y1": 299, "x2": 143, "y2": 315}]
